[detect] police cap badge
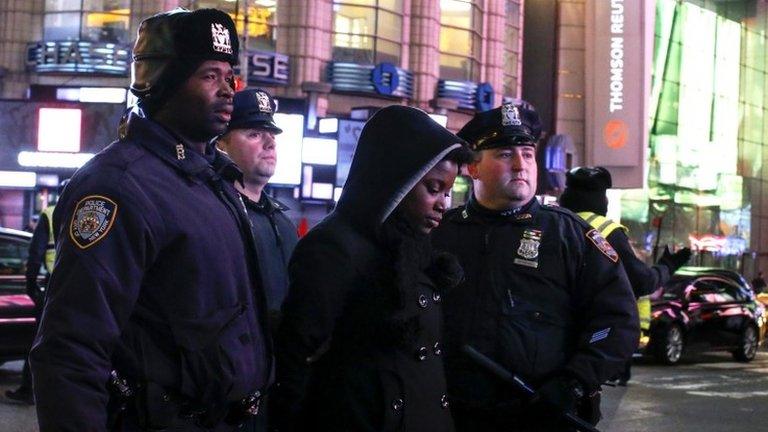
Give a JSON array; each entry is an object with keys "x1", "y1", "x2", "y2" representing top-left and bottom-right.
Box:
[{"x1": 228, "y1": 88, "x2": 283, "y2": 134}]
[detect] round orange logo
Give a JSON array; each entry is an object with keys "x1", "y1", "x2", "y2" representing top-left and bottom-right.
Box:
[{"x1": 603, "y1": 119, "x2": 628, "y2": 149}]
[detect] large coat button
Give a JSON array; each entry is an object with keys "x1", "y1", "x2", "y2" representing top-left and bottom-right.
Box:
[
  {"x1": 416, "y1": 346, "x2": 428, "y2": 361},
  {"x1": 392, "y1": 398, "x2": 404, "y2": 411},
  {"x1": 418, "y1": 294, "x2": 428, "y2": 308},
  {"x1": 433, "y1": 342, "x2": 442, "y2": 356},
  {"x1": 432, "y1": 291, "x2": 441, "y2": 303},
  {"x1": 441, "y1": 394, "x2": 449, "y2": 409}
]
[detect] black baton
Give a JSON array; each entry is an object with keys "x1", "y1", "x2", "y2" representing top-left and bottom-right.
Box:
[{"x1": 462, "y1": 345, "x2": 600, "y2": 432}]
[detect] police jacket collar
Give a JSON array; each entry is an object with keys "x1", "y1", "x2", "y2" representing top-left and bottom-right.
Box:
[
  {"x1": 242, "y1": 192, "x2": 289, "y2": 215},
  {"x1": 124, "y1": 108, "x2": 243, "y2": 184},
  {"x1": 463, "y1": 194, "x2": 538, "y2": 223}
]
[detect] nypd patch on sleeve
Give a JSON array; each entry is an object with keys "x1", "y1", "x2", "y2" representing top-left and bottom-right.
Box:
[
  {"x1": 69, "y1": 195, "x2": 118, "y2": 249},
  {"x1": 586, "y1": 229, "x2": 619, "y2": 262}
]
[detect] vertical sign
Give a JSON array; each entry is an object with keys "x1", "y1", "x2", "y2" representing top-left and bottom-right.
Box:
[
  {"x1": 585, "y1": 0, "x2": 654, "y2": 187},
  {"x1": 336, "y1": 120, "x2": 366, "y2": 187}
]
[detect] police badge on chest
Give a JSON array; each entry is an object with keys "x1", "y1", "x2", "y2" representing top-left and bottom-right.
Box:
[{"x1": 514, "y1": 229, "x2": 541, "y2": 268}]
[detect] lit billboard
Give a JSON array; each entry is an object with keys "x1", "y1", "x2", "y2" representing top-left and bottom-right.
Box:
[{"x1": 585, "y1": 0, "x2": 654, "y2": 187}]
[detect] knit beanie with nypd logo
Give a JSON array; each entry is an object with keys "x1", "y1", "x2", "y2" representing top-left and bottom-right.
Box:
[{"x1": 130, "y1": 8, "x2": 239, "y2": 105}]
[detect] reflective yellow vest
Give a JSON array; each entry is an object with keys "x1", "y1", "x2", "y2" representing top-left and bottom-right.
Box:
[
  {"x1": 576, "y1": 211, "x2": 650, "y2": 331},
  {"x1": 41, "y1": 205, "x2": 56, "y2": 273}
]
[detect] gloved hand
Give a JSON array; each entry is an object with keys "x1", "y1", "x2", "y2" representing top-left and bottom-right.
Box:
[
  {"x1": 657, "y1": 246, "x2": 692, "y2": 274},
  {"x1": 530, "y1": 375, "x2": 584, "y2": 414},
  {"x1": 26, "y1": 279, "x2": 43, "y2": 307}
]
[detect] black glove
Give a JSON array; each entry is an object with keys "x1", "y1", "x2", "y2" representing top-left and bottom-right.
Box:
[
  {"x1": 26, "y1": 278, "x2": 43, "y2": 307},
  {"x1": 657, "y1": 246, "x2": 691, "y2": 274},
  {"x1": 530, "y1": 375, "x2": 584, "y2": 414}
]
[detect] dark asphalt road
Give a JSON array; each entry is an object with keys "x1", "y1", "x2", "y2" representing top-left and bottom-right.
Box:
[
  {"x1": 2, "y1": 350, "x2": 767, "y2": 431},
  {"x1": 600, "y1": 350, "x2": 768, "y2": 432}
]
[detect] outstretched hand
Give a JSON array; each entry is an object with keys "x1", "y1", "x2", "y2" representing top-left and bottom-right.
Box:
[{"x1": 658, "y1": 246, "x2": 692, "y2": 274}]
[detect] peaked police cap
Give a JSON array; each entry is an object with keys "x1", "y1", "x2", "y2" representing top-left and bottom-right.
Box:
[
  {"x1": 228, "y1": 89, "x2": 283, "y2": 134},
  {"x1": 457, "y1": 103, "x2": 542, "y2": 151}
]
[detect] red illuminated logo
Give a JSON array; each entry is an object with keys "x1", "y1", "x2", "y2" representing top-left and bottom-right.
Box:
[{"x1": 603, "y1": 119, "x2": 628, "y2": 149}]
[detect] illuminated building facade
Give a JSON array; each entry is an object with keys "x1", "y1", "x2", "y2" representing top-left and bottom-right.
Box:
[
  {"x1": 526, "y1": 0, "x2": 768, "y2": 274},
  {"x1": 0, "y1": 0, "x2": 524, "y2": 228}
]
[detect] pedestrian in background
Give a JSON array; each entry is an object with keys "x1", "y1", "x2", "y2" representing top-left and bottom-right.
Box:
[
  {"x1": 272, "y1": 106, "x2": 472, "y2": 431},
  {"x1": 432, "y1": 103, "x2": 639, "y2": 431},
  {"x1": 5, "y1": 179, "x2": 68, "y2": 405},
  {"x1": 30, "y1": 8, "x2": 272, "y2": 431},
  {"x1": 560, "y1": 166, "x2": 691, "y2": 385}
]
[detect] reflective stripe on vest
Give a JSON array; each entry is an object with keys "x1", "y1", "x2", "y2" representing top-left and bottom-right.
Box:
[
  {"x1": 576, "y1": 211, "x2": 628, "y2": 238},
  {"x1": 41, "y1": 205, "x2": 56, "y2": 273},
  {"x1": 577, "y1": 211, "x2": 648, "y2": 328},
  {"x1": 637, "y1": 295, "x2": 651, "y2": 331}
]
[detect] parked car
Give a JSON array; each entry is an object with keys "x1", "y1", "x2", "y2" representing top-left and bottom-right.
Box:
[
  {"x1": 647, "y1": 266, "x2": 766, "y2": 365},
  {"x1": 0, "y1": 227, "x2": 39, "y2": 365}
]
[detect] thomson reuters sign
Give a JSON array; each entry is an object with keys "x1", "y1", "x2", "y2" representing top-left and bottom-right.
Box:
[{"x1": 585, "y1": 0, "x2": 654, "y2": 187}]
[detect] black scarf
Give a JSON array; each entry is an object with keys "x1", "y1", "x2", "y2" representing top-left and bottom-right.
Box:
[{"x1": 376, "y1": 215, "x2": 464, "y2": 346}]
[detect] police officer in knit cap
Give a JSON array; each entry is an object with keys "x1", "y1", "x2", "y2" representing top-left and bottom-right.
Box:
[
  {"x1": 560, "y1": 166, "x2": 691, "y2": 379},
  {"x1": 431, "y1": 103, "x2": 639, "y2": 431},
  {"x1": 31, "y1": 8, "x2": 272, "y2": 431}
]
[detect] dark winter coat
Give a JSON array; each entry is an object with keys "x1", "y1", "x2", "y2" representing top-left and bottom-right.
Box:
[
  {"x1": 272, "y1": 105, "x2": 466, "y2": 431},
  {"x1": 431, "y1": 196, "x2": 639, "y2": 430},
  {"x1": 30, "y1": 109, "x2": 272, "y2": 431},
  {"x1": 243, "y1": 193, "x2": 298, "y2": 324}
]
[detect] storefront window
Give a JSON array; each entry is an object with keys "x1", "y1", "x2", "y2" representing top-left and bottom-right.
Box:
[
  {"x1": 619, "y1": 0, "x2": 765, "y2": 270},
  {"x1": 194, "y1": 0, "x2": 278, "y2": 52},
  {"x1": 503, "y1": 1, "x2": 522, "y2": 97},
  {"x1": 44, "y1": 0, "x2": 131, "y2": 44},
  {"x1": 439, "y1": 0, "x2": 482, "y2": 81},
  {"x1": 332, "y1": 0, "x2": 404, "y2": 65}
]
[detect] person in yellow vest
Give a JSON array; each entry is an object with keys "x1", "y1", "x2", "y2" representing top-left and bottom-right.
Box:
[
  {"x1": 5, "y1": 179, "x2": 68, "y2": 404},
  {"x1": 559, "y1": 166, "x2": 691, "y2": 385}
]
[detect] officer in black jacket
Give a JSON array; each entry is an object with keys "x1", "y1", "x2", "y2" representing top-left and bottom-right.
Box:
[
  {"x1": 431, "y1": 103, "x2": 639, "y2": 431},
  {"x1": 218, "y1": 88, "x2": 298, "y2": 328},
  {"x1": 560, "y1": 166, "x2": 691, "y2": 384},
  {"x1": 30, "y1": 9, "x2": 271, "y2": 431},
  {"x1": 560, "y1": 166, "x2": 691, "y2": 300}
]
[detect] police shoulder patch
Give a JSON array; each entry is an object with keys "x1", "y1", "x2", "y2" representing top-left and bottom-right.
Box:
[
  {"x1": 69, "y1": 195, "x2": 118, "y2": 249},
  {"x1": 586, "y1": 229, "x2": 618, "y2": 262}
]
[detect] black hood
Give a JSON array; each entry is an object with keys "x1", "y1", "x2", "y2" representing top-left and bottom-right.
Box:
[{"x1": 336, "y1": 105, "x2": 466, "y2": 234}]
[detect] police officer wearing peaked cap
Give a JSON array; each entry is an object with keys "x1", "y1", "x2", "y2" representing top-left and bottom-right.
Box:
[
  {"x1": 431, "y1": 103, "x2": 639, "y2": 431},
  {"x1": 31, "y1": 8, "x2": 273, "y2": 431},
  {"x1": 218, "y1": 89, "x2": 297, "y2": 329}
]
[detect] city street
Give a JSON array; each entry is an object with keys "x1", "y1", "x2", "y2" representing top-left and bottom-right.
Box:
[
  {"x1": 1, "y1": 350, "x2": 767, "y2": 431},
  {"x1": 600, "y1": 350, "x2": 768, "y2": 432}
]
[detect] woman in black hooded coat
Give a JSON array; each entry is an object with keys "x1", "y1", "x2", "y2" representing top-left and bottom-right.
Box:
[{"x1": 271, "y1": 105, "x2": 472, "y2": 431}]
